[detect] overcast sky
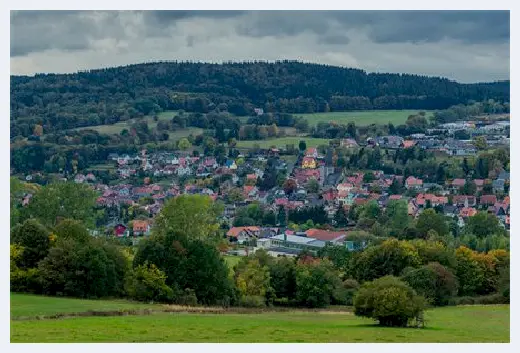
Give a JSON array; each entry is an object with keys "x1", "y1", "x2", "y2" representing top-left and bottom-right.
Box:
[{"x1": 10, "y1": 10, "x2": 510, "y2": 83}]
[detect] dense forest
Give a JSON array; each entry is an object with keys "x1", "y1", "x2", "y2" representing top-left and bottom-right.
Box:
[{"x1": 10, "y1": 61, "x2": 509, "y2": 137}]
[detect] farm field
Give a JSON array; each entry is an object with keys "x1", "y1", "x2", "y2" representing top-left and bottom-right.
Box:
[
  {"x1": 236, "y1": 137, "x2": 330, "y2": 149},
  {"x1": 10, "y1": 294, "x2": 509, "y2": 343},
  {"x1": 297, "y1": 110, "x2": 433, "y2": 127}
]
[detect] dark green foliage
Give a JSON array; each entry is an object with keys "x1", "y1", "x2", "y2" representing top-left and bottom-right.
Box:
[
  {"x1": 295, "y1": 259, "x2": 342, "y2": 308},
  {"x1": 133, "y1": 232, "x2": 235, "y2": 306},
  {"x1": 317, "y1": 244, "x2": 352, "y2": 273},
  {"x1": 463, "y1": 212, "x2": 503, "y2": 238},
  {"x1": 268, "y1": 257, "x2": 297, "y2": 301},
  {"x1": 402, "y1": 262, "x2": 458, "y2": 306},
  {"x1": 354, "y1": 276, "x2": 426, "y2": 327},
  {"x1": 38, "y1": 239, "x2": 128, "y2": 298},
  {"x1": 416, "y1": 209, "x2": 449, "y2": 238},
  {"x1": 10, "y1": 219, "x2": 51, "y2": 269},
  {"x1": 53, "y1": 219, "x2": 91, "y2": 243}
]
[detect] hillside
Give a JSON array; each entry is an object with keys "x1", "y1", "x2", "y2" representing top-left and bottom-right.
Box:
[{"x1": 10, "y1": 61, "x2": 509, "y2": 137}]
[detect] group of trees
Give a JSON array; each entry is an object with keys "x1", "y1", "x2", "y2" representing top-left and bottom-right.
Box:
[
  {"x1": 11, "y1": 61, "x2": 509, "y2": 139},
  {"x1": 10, "y1": 188, "x2": 510, "y2": 328}
]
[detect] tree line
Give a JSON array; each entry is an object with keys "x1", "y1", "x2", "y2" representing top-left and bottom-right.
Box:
[{"x1": 11, "y1": 61, "x2": 509, "y2": 137}]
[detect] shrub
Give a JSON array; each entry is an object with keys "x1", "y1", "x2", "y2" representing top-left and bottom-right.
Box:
[
  {"x1": 125, "y1": 262, "x2": 174, "y2": 303},
  {"x1": 354, "y1": 276, "x2": 426, "y2": 327},
  {"x1": 448, "y1": 294, "x2": 509, "y2": 306},
  {"x1": 402, "y1": 262, "x2": 458, "y2": 306},
  {"x1": 175, "y1": 288, "x2": 198, "y2": 306},
  {"x1": 239, "y1": 295, "x2": 266, "y2": 308}
]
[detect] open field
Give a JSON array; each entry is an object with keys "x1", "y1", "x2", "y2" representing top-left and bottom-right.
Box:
[
  {"x1": 10, "y1": 293, "x2": 158, "y2": 319},
  {"x1": 236, "y1": 137, "x2": 330, "y2": 149},
  {"x1": 297, "y1": 110, "x2": 433, "y2": 127},
  {"x1": 223, "y1": 255, "x2": 241, "y2": 269},
  {"x1": 74, "y1": 110, "x2": 178, "y2": 135},
  {"x1": 10, "y1": 294, "x2": 509, "y2": 343}
]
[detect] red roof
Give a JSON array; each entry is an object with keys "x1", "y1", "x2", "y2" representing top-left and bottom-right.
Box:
[
  {"x1": 406, "y1": 176, "x2": 423, "y2": 186},
  {"x1": 402, "y1": 140, "x2": 416, "y2": 148},
  {"x1": 305, "y1": 229, "x2": 346, "y2": 242},
  {"x1": 451, "y1": 179, "x2": 466, "y2": 187},
  {"x1": 389, "y1": 195, "x2": 402, "y2": 200},
  {"x1": 226, "y1": 226, "x2": 260, "y2": 237},
  {"x1": 480, "y1": 195, "x2": 498, "y2": 205}
]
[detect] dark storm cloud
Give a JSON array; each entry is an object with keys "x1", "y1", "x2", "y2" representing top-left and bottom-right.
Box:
[
  {"x1": 10, "y1": 10, "x2": 509, "y2": 57},
  {"x1": 331, "y1": 10, "x2": 510, "y2": 44}
]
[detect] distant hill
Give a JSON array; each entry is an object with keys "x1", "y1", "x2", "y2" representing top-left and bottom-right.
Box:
[{"x1": 10, "y1": 60, "x2": 509, "y2": 137}]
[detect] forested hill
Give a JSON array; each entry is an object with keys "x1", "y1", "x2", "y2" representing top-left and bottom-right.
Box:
[{"x1": 10, "y1": 61, "x2": 509, "y2": 136}]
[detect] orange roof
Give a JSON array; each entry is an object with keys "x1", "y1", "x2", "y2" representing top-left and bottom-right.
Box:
[
  {"x1": 460, "y1": 207, "x2": 477, "y2": 218},
  {"x1": 226, "y1": 226, "x2": 260, "y2": 237},
  {"x1": 133, "y1": 220, "x2": 150, "y2": 232},
  {"x1": 305, "y1": 229, "x2": 346, "y2": 241},
  {"x1": 402, "y1": 140, "x2": 416, "y2": 148}
]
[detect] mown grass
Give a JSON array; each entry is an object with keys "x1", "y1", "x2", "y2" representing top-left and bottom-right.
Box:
[
  {"x1": 297, "y1": 110, "x2": 433, "y2": 127},
  {"x1": 10, "y1": 303, "x2": 509, "y2": 343},
  {"x1": 236, "y1": 137, "x2": 330, "y2": 149},
  {"x1": 10, "y1": 293, "x2": 159, "y2": 319}
]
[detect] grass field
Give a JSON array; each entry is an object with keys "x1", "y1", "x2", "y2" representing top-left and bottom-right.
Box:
[
  {"x1": 297, "y1": 110, "x2": 433, "y2": 127},
  {"x1": 223, "y1": 255, "x2": 241, "y2": 269},
  {"x1": 10, "y1": 293, "x2": 158, "y2": 319},
  {"x1": 10, "y1": 294, "x2": 509, "y2": 343},
  {"x1": 236, "y1": 137, "x2": 330, "y2": 149}
]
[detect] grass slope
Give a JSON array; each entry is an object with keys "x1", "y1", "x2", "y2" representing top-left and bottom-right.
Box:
[
  {"x1": 298, "y1": 110, "x2": 432, "y2": 127},
  {"x1": 10, "y1": 294, "x2": 509, "y2": 343},
  {"x1": 236, "y1": 137, "x2": 330, "y2": 149}
]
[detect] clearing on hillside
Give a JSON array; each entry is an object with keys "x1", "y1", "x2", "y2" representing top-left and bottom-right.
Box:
[{"x1": 297, "y1": 110, "x2": 433, "y2": 127}]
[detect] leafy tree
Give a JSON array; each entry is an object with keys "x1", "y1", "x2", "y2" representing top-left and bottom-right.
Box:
[
  {"x1": 305, "y1": 178, "x2": 320, "y2": 194},
  {"x1": 334, "y1": 206, "x2": 349, "y2": 227},
  {"x1": 408, "y1": 239, "x2": 457, "y2": 269},
  {"x1": 352, "y1": 239, "x2": 421, "y2": 282},
  {"x1": 125, "y1": 262, "x2": 174, "y2": 303},
  {"x1": 268, "y1": 257, "x2": 297, "y2": 301},
  {"x1": 298, "y1": 140, "x2": 307, "y2": 152},
  {"x1": 235, "y1": 258, "x2": 271, "y2": 299},
  {"x1": 385, "y1": 200, "x2": 410, "y2": 234},
  {"x1": 10, "y1": 219, "x2": 51, "y2": 269},
  {"x1": 283, "y1": 178, "x2": 298, "y2": 195},
  {"x1": 464, "y1": 212, "x2": 502, "y2": 238},
  {"x1": 53, "y1": 219, "x2": 91, "y2": 243},
  {"x1": 178, "y1": 137, "x2": 192, "y2": 150},
  {"x1": 39, "y1": 238, "x2": 128, "y2": 298},
  {"x1": 133, "y1": 232, "x2": 235, "y2": 306},
  {"x1": 295, "y1": 259, "x2": 342, "y2": 308},
  {"x1": 416, "y1": 209, "x2": 449, "y2": 238},
  {"x1": 402, "y1": 262, "x2": 458, "y2": 306},
  {"x1": 153, "y1": 195, "x2": 223, "y2": 241},
  {"x1": 24, "y1": 182, "x2": 97, "y2": 228},
  {"x1": 354, "y1": 276, "x2": 426, "y2": 327},
  {"x1": 473, "y1": 136, "x2": 488, "y2": 150}
]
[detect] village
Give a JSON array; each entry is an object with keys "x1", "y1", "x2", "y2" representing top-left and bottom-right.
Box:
[{"x1": 23, "y1": 113, "x2": 505, "y2": 258}]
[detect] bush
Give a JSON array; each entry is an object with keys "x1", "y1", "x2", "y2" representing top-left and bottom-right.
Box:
[
  {"x1": 448, "y1": 294, "x2": 509, "y2": 306},
  {"x1": 175, "y1": 288, "x2": 198, "y2": 306},
  {"x1": 125, "y1": 262, "x2": 174, "y2": 303},
  {"x1": 239, "y1": 295, "x2": 266, "y2": 308},
  {"x1": 402, "y1": 262, "x2": 458, "y2": 306},
  {"x1": 11, "y1": 268, "x2": 40, "y2": 293},
  {"x1": 354, "y1": 276, "x2": 426, "y2": 327}
]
